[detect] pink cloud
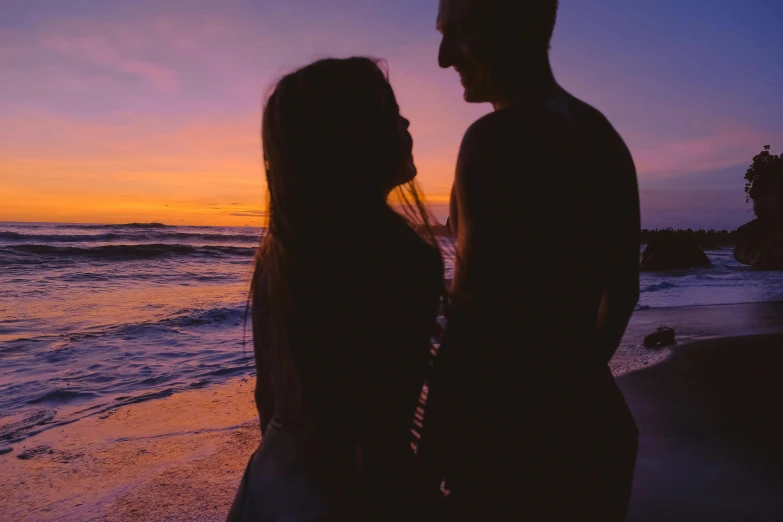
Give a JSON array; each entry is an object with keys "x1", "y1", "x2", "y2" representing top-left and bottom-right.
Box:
[
  {"x1": 639, "y1": 189, "x2": 753, "y2": 230},
  {"x1": 0, "y1": 29, "x2": 26, "y2": 62},
  {"x1": 120, "y1": 60, "x2": 177, "y2": 92},
  {"x1": 39, "y1": 33, "x2": 178, "y2": 93},
  {"x1": 632, "y1": 128, "x2": 780, "y2": 177}
]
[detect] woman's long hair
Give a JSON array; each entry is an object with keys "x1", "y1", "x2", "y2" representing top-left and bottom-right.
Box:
[{"x1": 250, "y1": 57, "x2": 439, "y2": 440}]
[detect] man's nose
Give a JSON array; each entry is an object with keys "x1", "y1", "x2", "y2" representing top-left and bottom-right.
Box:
[{"x1": 438, "y1": 37, "x2": 454, "y2": 69}]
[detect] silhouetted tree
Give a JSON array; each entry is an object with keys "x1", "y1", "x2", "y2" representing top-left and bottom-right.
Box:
[
  {"x1": 744, "y1": 145, "x2": 783, "y2": 219},
  {"x1": 640, "y1": 228, "x2": 736, "y2": 249}
]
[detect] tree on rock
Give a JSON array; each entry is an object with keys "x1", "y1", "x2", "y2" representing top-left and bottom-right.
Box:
[
  {"x1": 735, "y1": 146, "x2": 783, "y2": 269},
  {"x1": 744, "y1": 145, "x2": 783, "y2": 219}
]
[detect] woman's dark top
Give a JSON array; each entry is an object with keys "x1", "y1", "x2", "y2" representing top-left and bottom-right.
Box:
[{"x1": 234, "y1": 210, "x2": 444, "y2": 522}]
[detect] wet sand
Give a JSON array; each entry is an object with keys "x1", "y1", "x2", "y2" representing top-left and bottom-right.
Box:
[
  {"x1": 0, "y1": 378, "x2": 262, "y2": 522},
  {"x1": 611, "y1": 300, "x2": 783, "y2": 376},
  {"x1": 621, "y1": 334, "x2": 783, "y2": 522},
  {"x1": 1, "y1": 301, "x2": 782, "y2": 521}
]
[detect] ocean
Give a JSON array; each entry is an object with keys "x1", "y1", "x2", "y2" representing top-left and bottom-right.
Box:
[{"x1": 2, "y1": 221, "x2": 783, "y2": 449}]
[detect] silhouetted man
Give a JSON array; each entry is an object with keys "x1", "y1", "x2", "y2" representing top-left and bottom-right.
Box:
[{"x1": 421, "y1": 1, "x2": 641, "y2": 520}]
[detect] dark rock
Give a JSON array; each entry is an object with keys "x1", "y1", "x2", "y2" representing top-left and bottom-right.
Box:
[
  {"x1": 733, "y1": 217, "x2": 783, "y2": 270},
  {"x1": 644, "y1": 326, "x2": 676, "y2": 349},
  {"x1": 640, "y1": 233, "x2": 711, "y2": 271}
]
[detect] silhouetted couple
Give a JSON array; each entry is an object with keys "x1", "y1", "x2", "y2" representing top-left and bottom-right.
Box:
[{"x1": 228, "y1": 1, "x2": 640, "y2": 520}]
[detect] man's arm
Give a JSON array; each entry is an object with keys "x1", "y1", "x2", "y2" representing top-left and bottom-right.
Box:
[
  {"x1": 595, "y1": 153, "x2": 641, "y2": 363},
  {"x1": 451, "y1": 116, "x2": 508, "y2": 299},
  {"x1": 419, "y1": 115, "x2": 510, "y2": 488}
]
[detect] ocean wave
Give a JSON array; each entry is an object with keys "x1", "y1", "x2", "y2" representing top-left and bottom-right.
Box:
[
  {"x1": 106, "y1": 306, "x2": 246, "y2": 340},
  {"x1": 197, "y1": 366, "x2": 249, "y2": 378},
  {"x1": 3, "y1": 305, "x2": 247, "y2": 348},
  {"x1": 0, "y1": 243, "x2": 256, "y2": 263},
  {"x1": 28, "y1": 389, "x2": 100, "y2": 405},
  {"x1": 159, "y1": 306, "x2": 246, "y2": 328},
  {"x1": 641, "y1": 281, "x2": 678, "y2": 293},
  {"x1": 60, "y1": 222, "x2": 170, "y2": 229},
  {"x1": 0, "y1": 230, "x2": 262, "y2": 243}
]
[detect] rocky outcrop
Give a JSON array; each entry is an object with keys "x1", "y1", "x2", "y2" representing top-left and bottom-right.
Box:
[
  {"x1": 640, "y1": 233, "x2": 711, "y2": 271},
  {"x1": 733, "y1": 217, "x2": 783, "y2": 269}
]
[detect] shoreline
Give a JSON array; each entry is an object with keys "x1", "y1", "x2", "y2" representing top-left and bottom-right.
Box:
[
  {"x1": 0, "y1": 377, "x2": 261, "y2": 522},
  {"x1": 2, "y1": 301, "x2": 783, "y2": 520},
  {"x1": 611, "y1": 299, "x2": 783, "y2": 376}
]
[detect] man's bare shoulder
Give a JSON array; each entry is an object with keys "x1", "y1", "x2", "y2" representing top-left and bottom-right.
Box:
[
  {"x1": 565, "y1": 93, "x2": 629, "y2": 145},
  {"x1": 459, "y1": 95, "x2": 615, "y2": 155},
  {"x1": 457, "y1": 107, "x2": 556, "y2": 169},
  {"x1": 461, "y1": 104, "x2": 565, "y2": 144}
]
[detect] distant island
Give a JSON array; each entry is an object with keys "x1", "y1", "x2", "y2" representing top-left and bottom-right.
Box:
[
  {"x1": 115, "y1": 222, "x2": 168, "y2": 228},
  {"x1": 429, "y1": 224, "x2": 738, "y2": 247},
  {"x1": 735, "y1": 145, "x2": 783, "y2": 269}
]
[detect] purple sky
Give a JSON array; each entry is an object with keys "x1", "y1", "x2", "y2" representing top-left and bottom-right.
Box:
[{"x1": 1, "y1": 0, "x2": 781, "y2": 228}]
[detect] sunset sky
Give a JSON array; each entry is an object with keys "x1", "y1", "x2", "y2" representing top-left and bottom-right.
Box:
[{"x1": 1, "y1": 0, "x2": 782, "y2": 229}]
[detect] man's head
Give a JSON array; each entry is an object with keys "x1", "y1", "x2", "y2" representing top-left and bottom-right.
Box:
[{"x1": 436, "y1": 0, "x2": 558, "y2": 103}]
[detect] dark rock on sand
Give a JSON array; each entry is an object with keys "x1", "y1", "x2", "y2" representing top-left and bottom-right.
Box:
[
  {"x1": 733, "y1": 217, "x2": 783, "y2": 269},
  {"x1": 640, "y1": 233, "x2": 711, "y2": 271},
  {"x1": 643, "y1": 326, "x2": 675, "y2": 348}
]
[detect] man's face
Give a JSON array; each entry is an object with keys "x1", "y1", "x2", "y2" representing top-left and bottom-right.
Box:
[{"x1": 437, "y1": 0, "x2": 503, "y2": 103}]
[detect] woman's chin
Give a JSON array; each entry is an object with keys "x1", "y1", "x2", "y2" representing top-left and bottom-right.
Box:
[
  {"x1": 391, "y1": 165, "x2": 417, "y2": 188},
  {"x1": 401, "y1": 165, "x2": 417, "y2": 185}
]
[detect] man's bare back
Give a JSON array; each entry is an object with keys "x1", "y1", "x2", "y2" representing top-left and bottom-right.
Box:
[
  {"x1": 449, "y1": 88, "x2": 638, "y2": 353},
  {"x1": 434, "y1": 84, "x2": 640, "y2": 522}
]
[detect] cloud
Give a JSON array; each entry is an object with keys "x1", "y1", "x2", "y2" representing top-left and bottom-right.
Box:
[
  {"x1": 2, "y1": 2, "x2": 778, "y2": 228},
  {"x1": 640, "y1": 189, "x2": 753, "y2": 230},
  {"x1": 633, "y1": 128, "x2": 781, "y2": 178},
  {"x1": 39, "y1": 33, "x2": 178, "y2": 93},
  {"x1": 230, "y1": 210, "x2": 268, "y2": 217},
  {"x1": 119, "y1": 60, "x2": 177, "y2": 92},
  {"x1": 0, "y1": 29, "x2": 27, "y2": 62}
]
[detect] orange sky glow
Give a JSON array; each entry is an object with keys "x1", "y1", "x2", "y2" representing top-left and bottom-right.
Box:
[{"x1": 1, "y1": 0, "x2": 780, "y2": 229}]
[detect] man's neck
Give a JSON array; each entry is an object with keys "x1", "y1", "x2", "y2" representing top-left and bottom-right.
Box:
[{"x1": 492, "y1": 55, "x2": 558, "y2": 111}]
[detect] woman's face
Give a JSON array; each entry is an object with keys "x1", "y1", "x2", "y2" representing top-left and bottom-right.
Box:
[{"x1": 392, "y1": 114, "x2": 417, "y2": 189}]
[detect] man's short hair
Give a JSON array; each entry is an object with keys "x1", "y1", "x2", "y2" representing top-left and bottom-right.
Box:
[{"x1": 494, "y1": 0, "x2": 559, "y2": 49}]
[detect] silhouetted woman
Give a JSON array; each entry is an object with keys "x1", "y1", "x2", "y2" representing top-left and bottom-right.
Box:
[{"x1": 226, "y1": 57, "x2": 444, "y2": 522}]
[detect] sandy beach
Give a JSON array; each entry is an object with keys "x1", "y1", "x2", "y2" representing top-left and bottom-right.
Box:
[
  {"x1": 621, "y1": 333, "x2": 783, "y2": 521},
  {"x1": 2, "y1": 301, "x2": 782, "y2": 521},
  {"x1": 0, "y1": 379, "x2": 261, "y2": 522}
]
